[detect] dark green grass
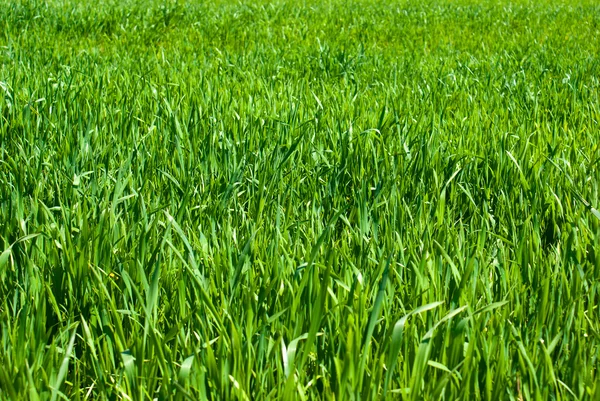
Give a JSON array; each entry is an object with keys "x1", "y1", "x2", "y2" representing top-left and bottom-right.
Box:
[{"x1": 1, "y1": 0, "x2": 600, "y2": 399}]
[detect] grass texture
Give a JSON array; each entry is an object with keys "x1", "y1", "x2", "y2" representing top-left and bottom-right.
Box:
[{"x1": 1, "y1": 0, "x2": 600, "y2": 399}]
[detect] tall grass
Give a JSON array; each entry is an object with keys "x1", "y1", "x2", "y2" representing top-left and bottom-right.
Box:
[{"x1": 1, "y1": 0, "x2": 599, "y2": 399}]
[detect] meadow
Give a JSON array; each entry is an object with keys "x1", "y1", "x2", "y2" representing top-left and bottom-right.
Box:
[{"x1": 1, "y1": 0, "x2": 600, "y2": 399}]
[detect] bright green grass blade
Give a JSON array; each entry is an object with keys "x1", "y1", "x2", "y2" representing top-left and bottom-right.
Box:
[
  {"x1": 358, "y1": 254, "x2": 391, "y2": 388},
  {"x1": 384, "y1": 301, "x2": 444, "y2": 396},
  {"x1": 50, "y1": 325, "x2": 78, "y2": 401}
]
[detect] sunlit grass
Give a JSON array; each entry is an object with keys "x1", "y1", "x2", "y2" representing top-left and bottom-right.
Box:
[{"x1": 1, "y1": 0, "x2": 600, "y2": 399}]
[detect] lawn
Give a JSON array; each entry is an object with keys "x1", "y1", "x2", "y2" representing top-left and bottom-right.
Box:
[{"x1": 1, "y1": 0, "x2": 600, "y2": 399}]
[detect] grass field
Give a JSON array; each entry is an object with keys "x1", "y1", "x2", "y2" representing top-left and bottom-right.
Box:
[{"x1": 1, "y1": 0, "x2": 600, "y2": 399}]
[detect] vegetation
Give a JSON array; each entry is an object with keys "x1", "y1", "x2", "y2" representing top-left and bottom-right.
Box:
[{"x1": 1, "y1": 0, "x2": 600, "y2": 399}]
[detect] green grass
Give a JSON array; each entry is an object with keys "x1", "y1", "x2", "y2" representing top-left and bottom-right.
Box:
[{"x1": 1, "y1": 0, "x2": 600, "y2": 399}]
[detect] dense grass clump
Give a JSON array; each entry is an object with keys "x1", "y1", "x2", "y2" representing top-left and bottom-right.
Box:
[{"x1": 1, "y1": 0, "x2": 600, "y2": 399}]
